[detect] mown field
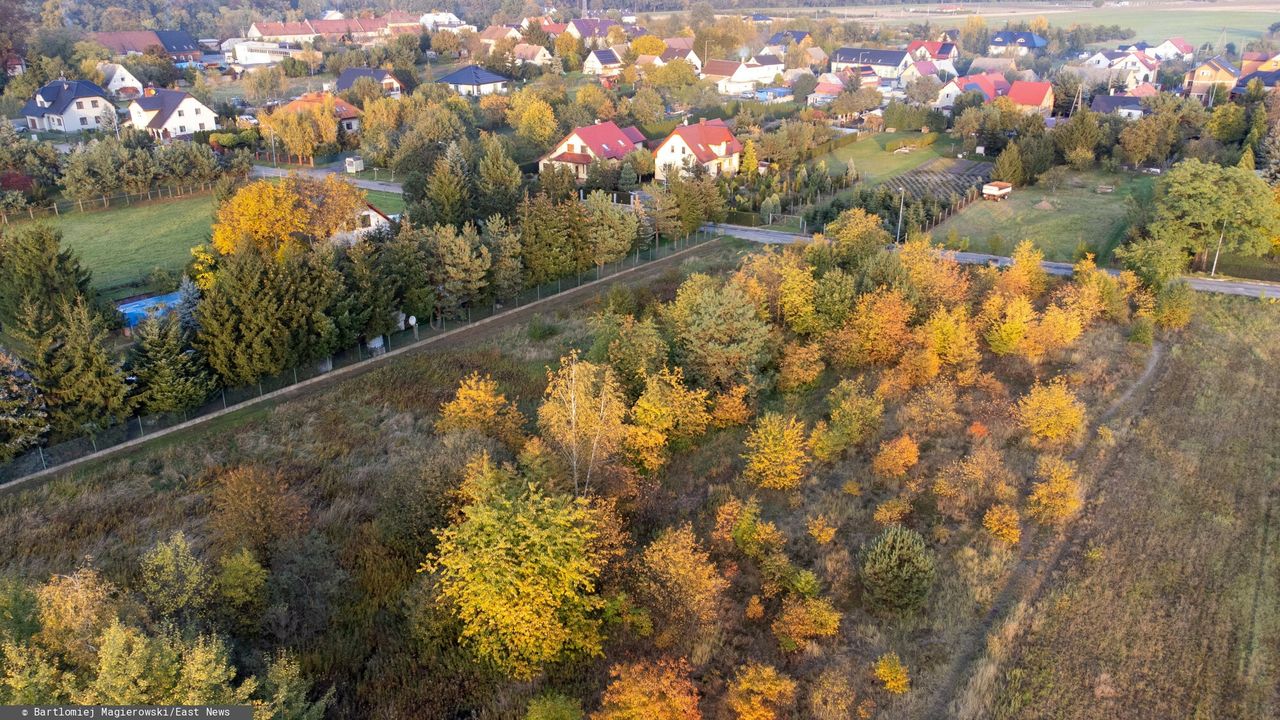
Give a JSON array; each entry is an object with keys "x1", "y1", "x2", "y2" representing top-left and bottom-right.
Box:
[
  {"x1": 977, "y1": 295, "x2": 1280, "y2": 719},
  {"x1": 821, "y1": 132, "x2": 961, "y2": 184},
  {"x1": 934, "y1": 170, "x2": 1154, "y2": 263}
]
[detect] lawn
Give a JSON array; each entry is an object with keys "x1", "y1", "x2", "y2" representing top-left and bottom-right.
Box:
[
  {"x1": 932, "y1": 169, "x2": 1153, "y2": 263},
  {"x1": 365, "y1": 188, "x2": 406, "y2": 215},
  {"x1": 821, "y1": 131, "x2": 961, "y2": 185},
  {"x1": 46, "y1": 194, "x2": 215, "y2": 299}
]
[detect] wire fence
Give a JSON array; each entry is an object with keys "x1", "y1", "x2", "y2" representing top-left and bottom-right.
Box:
[
  {"x1": 0, "y1": 183, "x2": 218, "y2": 225},
  {"x1": 0, "y1": 228, "x2": 722, "y2": 487}
]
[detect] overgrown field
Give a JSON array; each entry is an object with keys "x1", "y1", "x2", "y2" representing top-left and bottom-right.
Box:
[
  {"x1": 0, "y1": 230, "x2": 1249, "y2": 718},
  {"x1": 981, "y1": 295, "x2": 1280, "y2": 719}
]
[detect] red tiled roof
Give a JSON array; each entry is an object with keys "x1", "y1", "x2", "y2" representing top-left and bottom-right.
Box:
[
  {"x1": 571, "y1": 121, "x2": 644, "y2": 160},
  {"x1": 251, "y1": 21, "x2": 317, "y2": 37},
  {"x1": 1168, "y1": 36, "x2": 1193, "y2": 54},
  {"x1": 278, "y1": 92, "x2": 362, "y2": 120},
  {"x1": 661, "y1": 119, "x2": 742, "y2": 164},
  {"x1": 906, "y1": 41, "x2": 956, "y2": 59},
  {"x1": 1125, "y1": 82, "x2": 1160, "y2": 97},
  {"x1": 547, "y1": 151, "x2": 594, "y2": 165},
  {"x1": 541, "y1": 23, "x2": 568, "y2": 35},
  {"x1": 950, "y1": 71, "x2": 1011, "y2": 99},
  {"x1": 93, "y1": 31, "x2": 164, "y2": 55},
  {"x1": 665, "y1": 37, "x2": 694, "y2": 51},
  {"x1": 1007, "y1": 80, "x2": 1052, "y2": 106},
  {"x1": 701, "y1": 59, "x2": 742, "y2": 77}
]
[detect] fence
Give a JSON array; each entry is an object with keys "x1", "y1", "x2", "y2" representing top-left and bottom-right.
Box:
[
  {"x1": 0, "y1": 228, "x2": 722, "y2": 488},
  {"x1": 0, "y1": 182, "x2": 217, "y2": 225}
]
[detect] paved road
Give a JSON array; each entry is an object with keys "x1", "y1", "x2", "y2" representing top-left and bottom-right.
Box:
[
  {"x1": 707, "y1": 223, "x2": 1280, "y2": 299},
  {"x1": 251, "y1": 164, "x2": 404, "y2": 193}
]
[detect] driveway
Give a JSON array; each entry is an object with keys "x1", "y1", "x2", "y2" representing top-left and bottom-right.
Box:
[{"x1": 707, "y1": 223, "x2": 1280, "y2": 299}]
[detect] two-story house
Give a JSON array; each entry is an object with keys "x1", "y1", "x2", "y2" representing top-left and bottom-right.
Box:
[
  {"x1": 128, "y1": 88, "x2": 217, "y2": 140},
  {"x1": 653, "y1": 119, "x2": 742, "y2": 181},
  {"x1": 21, "y1": 79, "x2": 112, "y2": 132},
  {"x1": 540, "y1": 121, "x2": 646, "y2": 180}
]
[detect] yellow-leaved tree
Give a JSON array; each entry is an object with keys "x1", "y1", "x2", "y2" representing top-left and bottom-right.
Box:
[
  {"x1": 742, "y1": 413, "x2": 809, "y2": 490},
  {"x1": 435, "y1": 372, "x2": 527, "y2": 448},
  {"x1": 1028, "y1": 455, "x2": 1082, "y2": 525},
  {"x1": 211, "y1": 176, "x2": 366, "y2": 255},
  {"x1": 873, "y1": 652, "x2": 910, "y2": 694},
  {"x1": 1017, "y1": 378, "x2": 1086, "y2": 447},
  {"x1": 627, "y1": 367, "x2": 710, "y2": 472},
  {"x1": 537, "y1": 351, "x2": 629, "y2": 495},
  {"x1": 727, "y1": 663, "x2": 797, "y2": 720}
]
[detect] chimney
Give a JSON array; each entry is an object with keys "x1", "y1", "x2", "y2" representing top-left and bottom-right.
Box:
[{"x1": 699, "y1": 117, "x2": 706, "y2": 124}]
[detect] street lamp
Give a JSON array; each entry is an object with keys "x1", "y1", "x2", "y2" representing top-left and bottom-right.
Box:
[
  {"x1": 895, "y1": 186, "x2": 906, "y2": 243},
  {"x1": 1210, "y1": 213, "x2": 1236, "y2": 277}
]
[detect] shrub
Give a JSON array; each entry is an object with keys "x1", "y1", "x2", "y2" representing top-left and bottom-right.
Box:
[
  {"x1": 807, "y1": 515, "x2": 837, "y2": 544},
  {"x1": 1016, "y1": 379, "x2": 1086, "y2": 447},
  {"x1": 526, "y1": 693, "x2": 584, "y2": 720},
  {"x1": 1154, "y1": 281, "x2": 1194, "y2": 330},
  {"x1": 873, "y1": 652, "x2": 910, "y2": 694},
  {"x1": 594, "y1": 658, "x2": 701, "y2": 720},
  {"x1": 742, "y1": 413, "x2": 810, "y2": 490},
  {"x1": 982, "y1": 504, "x2": 1021, "y2": 544},
  {"x1": 771, "y1": 596, "x2": 840, "y2": 652},
  {"x1": 711, "y1": 384, "x2": 752, "y2": 427},
  {"x1": 727, "y1": 663, "x2": 797, "y2": 720},
  {"x1": 860, "y1": 526, "x2": 935, "y2": 616},
  {"x1": 871, "y1": 435, "x2": 919, "y2": 479},
  {"x1": 1028, "y1": 455, "x2": 1082, "y2": 525}
]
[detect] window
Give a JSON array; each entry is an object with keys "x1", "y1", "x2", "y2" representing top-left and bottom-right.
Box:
[
  {"x1": 179, "y1": 125, "x2": 186, "y2": 133},
  {"x1": 75, "y1": 101, "x2": 83, "y2": 109},
  {"x1": 178, "y1": 109, "x2": 184, "y2": 117},
  {"x1": 360, "y1": 213, "x2": 372, "y2": 228},
  {"x1": 80, "y1": 117, "x2": 87, "y2": 126},
  {"x1": 194, "y1": 108, "x2": 201, "y2": 115},
  {"x1": 198, "y1": 123, "x2": 206, "y2": 130},
  {"x1": 91, "y1": 100, "x2": 99, "y2": 108}
]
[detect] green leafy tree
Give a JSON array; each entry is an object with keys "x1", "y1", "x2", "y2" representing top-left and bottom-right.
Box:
[
  {"x1": 425, "y1": 455, "x2": 606, "y2": 679},
  {"x1": 584, "y1": 191, "x2": 638, "y2": 270},
  {"x1": 1146, "y1": 158, "x2": 1280, "y2": 268},
  {"x1": 130, "y1": 312, "x2": 215, "y2": 415},
  {"x1": 860, "y1": 525, "x2": 936, "y2": 616},
  {"x1": 256, "y1": 651, "x2": 334, "y2": 720}
]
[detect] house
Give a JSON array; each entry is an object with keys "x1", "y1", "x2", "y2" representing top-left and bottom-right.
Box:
[
  {"x1": 660, "y1": 47, "x2": 702, "y2": 73},
  {"x1": 127, "y1": 88, "x2": 215, "y2": 140},
  {"x1": 906, "y1": 41, "x2": 959, "y2": 63},
  {"x1": 1147, "y1": 37, "x2": 1195, "y2": 62},
  {"x1": 987, "y1": 31, "x2": 1047, "y2": 56},
  {"x1": 831, "y1": 48, "x2": 911, "y2": 83},
  {"x1": 1127, "y1": 82, "x2": 1160, "y2": 98},
  {"x1": 1236, "y1": 68, "x2": 1280, "y2": 95},
  {"x1": 512, "y1": 43, "x2": 553, "y2": 66},
  {"x1": 766, "y1": 30, "x2": 810, "y2": 47},
  {"x1": 479, "y1": 24, "x2": 522, "y2": 49},
  {"x1": 938, "y1": 28, "x2": 961, "y2": 43},
  {"x1": 805, "y1": 46, "x2": 828, "y2": 69},
  {"x1": 1059, "y1": 64, "x2": 1145, "y2": 93},
  {"x1": 635, "y1": 54, "x2": 665, "y2": 72},
  {"x1": 2, "y1": 54, "x2": 25, "y2": 76},
  {"x1": 583, "y1": 48, "x2": 623, "y2": 76},
  {"x1": 653, "y1": 119, "x2": 742, "y2": 181},
  {"x1": 333, "y1": 203, "x2": 394, "y2": 245},
  {"x1": 421, "y1": 11, "x2": 464, "y2": 30},
  {"x1": 1083, "y1": 50, "x2": 1159, "y2": 84},
  {"x1": 901, "y1": 60, "x2": 942, "y2": 85},
  {"x1": 93, "y1": 30, "x2": 201, "y2": 63},
  {"x1": 807, "y1": 81, "x2": 844, "y2": 106},
  {"x1": 336, "y1": 68, "x2": 403, "y2": 98},
  {"x1": 701, "y1": 59, "x2": 754, "y2": 95},
  {"x1": 437, "y1": 65, "x2": 510, "y2": 95},
  {"x1": 247, "y1": 15, "x2": 407, "y2": 45},
  {"x1": 98, "y1": 62, "x2": 143, "y2": 98},
  {"x1": 1183, "y1": 56, "x2": 1238, "y2": 101},
  {"x1": 21, "y1": 79, "x2": 112, "y2": 133},
  {"x1": 566, "y1": 18, "x2": 619, "y2": 48},
  {"x1": 1241, "y1": 51, "x2": 1280, "y2": 77},
  {"x1": 665, "y1": 37, "x2": 695, "y2": 51},
  {"x1": 754, "y1": 86, "x2": 793, "y2": 103},
  {"x1": 934, "y1": 72, "x2": 1011, "y2": 109},
  {"x1": 967, "y1": 56, "x2": 1020, "y2": 76},
  {"x1": 1006, "y1": 80, "x2": 1054, "y2": 116},
  {"x1": 539, "y1": 120, "x2": 646, "y2": 180},
  {"x1": 737, "y1": 54, "x2": 784, "y2": 84},
  {"x1": 1090, "y1": 94, "x2": 1147, "y2": 119},
  {"x1": 276, "y1": 91, "x2": 363, "y2": 133},
  {"x1": 225, "y1": 40, "x2": 305, "y2": 67}
]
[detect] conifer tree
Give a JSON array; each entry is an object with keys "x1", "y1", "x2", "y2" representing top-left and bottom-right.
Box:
[
  {"x1": 476, "y1": 134, "x2": 522, "y2": 221},
  {"x1": 584, "y1": 191, "x2": 638, "y2": 270},
  {"x1": 40, "y1": 299, "x2": 132, "y2": 436},
  {"x1": 276, "y1": 245, "x2": 343, "y2": 367},
  {"x1": 430, "y1": 223, "x2": 491, "y2": 318},
  {"x1": 992, "y1": 142, "x2": 1025, "y2": 186},
  {"x1": 859, "y1": 525, "x2": 935, "y2": 616},
  {"x1": 175, "y1": 276, "x2": 202, "y2": 336},
  {"x1": 617, "y1": 162, "x2": 639, "y2": 192},
  {"x1": 0, "y1": 349, "x2": 49, "y2": 461},
  {"x1": 196, "y1": 245, "x2": 290, "y2": 387},
  {"x1": 131, "y1": 312, "x2": 215, "y2": 415},
  {"x1": 0, "y1": 225, "x2": 94, "y2": 333},
  {"x1": 482, "y1": 215, "x2": 525, "y2": 301},
  {"x1": 423, "y1": 141, "x2": 472, "y2": 228},
  {"x1": 378, "y1": 227, "x2": 436, "y2": 321},
  {"x1": 339, "y1": 241, "x2": 396, "y2": 343}
]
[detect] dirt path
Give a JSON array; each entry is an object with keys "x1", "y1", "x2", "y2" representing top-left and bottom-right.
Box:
[
  {"x1": 0, "y1": 238, "x2": 724, "y2": 494},
  {"x1": 924, "y1": 341, "x2": 1168, "y2": 719}
]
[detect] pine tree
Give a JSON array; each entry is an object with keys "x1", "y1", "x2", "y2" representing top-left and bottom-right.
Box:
[
  {"x1": 275, "y1": 244, "x2": 342, "y2": 367},
  {"x1": 339, "y1": 241, "x2": 396, "y2": 342},
  {"x1": 378, "y1": 226, "x2": 436, "y2": 321},
  {"x1": 131, "y1": 311, "x2": 215, "y2": 415},
  {"x1": 859, "y1": 525, "x2": 936, "y2": 616},
  {"x1": 196, "y1": 245, "x2": 290, "y2": 387},
  {"x1": 41, "y1": 298, "x2": 132, "y2": 436},
  {"x1": 475, "y1": 134, "x2": 521, "y2": 221},
  {"x1": 617, "y1": 162, "x2": 639, "y2": 192},
  {"x1": 0, "y1": 349, "x2": 49, "y2": 461},
  {"x1": 584, "y1": 190, "x2": 638, "y2": 269},
  {"x1": 482, "y1": 215, "x2": 524, "y2": 301},
  {"x1": 0, "y1": 224, "x2": 94, "y2": 334},
  {"x1": 1260, "y1": 121, "x2": 1280, "y2": 184}
]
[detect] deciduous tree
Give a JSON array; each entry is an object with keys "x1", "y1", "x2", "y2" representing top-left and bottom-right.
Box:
[
  {"x1": 742, "y1": 413, "x2": 809, "y2": 490},
  {"x1": 537, "y1": 352, "x2": 629, "y2": 495},
  {"x1": 1017, "y1": 379, "x2": 1085, "y2": 447},
  {"x1": 435, "y1": 372, "x2": 527, "y2": 448},
  {"x1": 593, "y1": 658, "x2": 700, "y2": 720},
  {"x1": 726, "y1": 663, "x2": 796, "y2": 720}
]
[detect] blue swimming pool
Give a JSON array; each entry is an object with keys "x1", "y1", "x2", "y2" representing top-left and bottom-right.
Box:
[{"x1": 117, "y1": 291, "x2": 182, "y2": 327}]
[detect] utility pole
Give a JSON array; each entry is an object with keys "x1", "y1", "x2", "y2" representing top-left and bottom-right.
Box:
[
  {"x1": 895, "y1": 186, "x2": 906, "y2": 243},
  {"x1": 1210, "y1": 215, "x2": 1228, "y2": 277}
]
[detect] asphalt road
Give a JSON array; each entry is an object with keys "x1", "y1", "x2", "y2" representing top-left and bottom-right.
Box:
[
  {"x1": 251, "y1": 164, "x2": 404, "y2": 193},
  {"x1": 706, "y1": 223, "x2": 1280, "y2": 299}
]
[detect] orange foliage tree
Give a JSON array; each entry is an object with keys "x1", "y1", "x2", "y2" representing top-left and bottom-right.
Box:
[
  {"x1": 983, "y1": 503, "x2": 1021, "y2": 544},
  {"x1": 824, "y1": 288, "x2": 914, "y2": 368},
  {"x1": 637, "y1": 525, "x2": 729, "y2": 655},
  {"x1": 435, "y1": 372, "x2": 527, "y2": 448},
  {"x1": 1027, "y1": 455, "x2": 1082, "y2": 525},
  {"x1": 873, "y1": 652, "x2": 910, "y2": 694},
  {"x1": 727, "y1": 663, "x2": 797, "y2": 720},
  {"x1": 872, "y1": 435, "x2": 919, "y2": 479},
  {"x1": 1016, "y1": 378, "x2": 1086, "y2": 447},
  {"x1": 771, "y1": 595, "x2": 840, "y2": 652},
  {"x1": 211, "y1": 175, "x2": 366, "y2": 255},
  {"x1": 593, "y1": 658, "x2": 701, "y2": 720}
]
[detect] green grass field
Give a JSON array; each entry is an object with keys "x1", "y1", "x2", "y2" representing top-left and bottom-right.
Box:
[
  {"x1": 822, "y1": 132, "x2": 961, "y2": 185},
  {"x1": 933, "y1": 170, "x2": 1153, "y2": 263}
]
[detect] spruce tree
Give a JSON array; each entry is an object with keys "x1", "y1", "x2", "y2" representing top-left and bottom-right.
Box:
[
  {"x1": 339, "y1": 241, "x2": 396, "y2": 342},
  {"x1": 275, "y1": 245, "x2": 341, "y2": 367},
  {"x1": 0, "y1": 349, "x2": 49, "y2": 461},
  {"x1": 175, "y1": 276, "x2": 202, "y2": 336},
  {"x1": 430, "y1": 223, "x2": 491, "y2": 318},
  {"x1": 377, "y1": 226, "x2": 436, "y2": 321},
  {"x1": 41, "y1": 299, "x2": 133, "y2": 436},
  {"x1": 475, "y1": 134, "x2": 523, "y2": 221},
  {"x1": 0, "y1": 225, "x2": 94, "y2": 333},
  {"x1": 1260, "y1": 121, "x2": 1280, "y2": 184},
  {"x1": 425, "y1": 153, "x2": 470, "y2": 228},
  {"x1": 196, "y1": 245, "x2": 290, "y2": 387},
  {"x1": 617, "y1": 162, "x2": 639, "y2": 192},
  {"x1": 992, "y1": 143, "x2": 1026, "y2": 186},
  {"x1": 131, "y1": 312, "x2": 215, "y2": 415},
  {"x1": 482, "y1": 215, "x2": 525, "y2": 301}
]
